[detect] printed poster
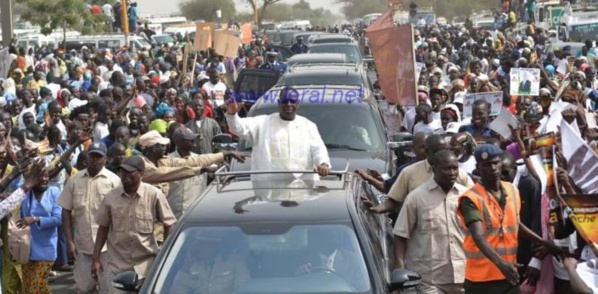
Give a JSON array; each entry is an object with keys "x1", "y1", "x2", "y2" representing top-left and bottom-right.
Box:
[
  {"x1": 559, "y1": 120, "x2": 598, "y2": 246},
  {"x1": 510, "y1": 68, "x2": 540, "y2": 96},
  {"x1": 462, "y1": 91, "x2": 503, "y2": 118}
]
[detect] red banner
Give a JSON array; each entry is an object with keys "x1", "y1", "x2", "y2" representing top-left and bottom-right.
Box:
[
  {"x1": 366, "y1": 11, "x2": 417, "y2": 106},
  {"x1": 241, "y1": 23, "x2": 253, "y2": 45}
]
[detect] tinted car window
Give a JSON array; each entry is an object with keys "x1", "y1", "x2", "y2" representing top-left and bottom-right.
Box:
[
  {"x1": 265, "y1": 31, "x2": 281, "y2": 43},
  {"x1": 153, "y1": 224, "x2": 371, "y2": 293},
  {"x1": 277, "y1": 73, "x2": 362, "y2": 86},
  {"x1": 236, "y1": 74, "x2": 279, "y2": 102},
  {"x1": 279, "y1": 31, "x2": 296, "y2": 44},
  {"x1": 248, "y1": 103, "x2": 383, "y2": 151},
  {"x1": 312, "y1": 37, "x2": 352, "y2": 44},
  {"x1": 153, "y1": 35, "x2": 175, "y2": 44},
  {"x1": 308, "y1": 44, "x2": 362, "y2": 64}
]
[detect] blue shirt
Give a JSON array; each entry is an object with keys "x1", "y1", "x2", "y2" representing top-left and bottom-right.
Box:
[
  {"x1": 290, "y1": 43, "x2": 308, "y2": 54},
  {"x1": 20, "y1": 187, "x2": 62, "y2": 262},
  {"x1": 100, "y1": 136, "x2": 116, "y2": 149},
  {"x1": 383, "y1": 159, "x2": 419, "y2": 193},
  {"x1": 260, "y1": 62, "x2": 286, "y2": 75},
  {"x1": 461, "y1": 124, "x2": 495, "y2": 139}
]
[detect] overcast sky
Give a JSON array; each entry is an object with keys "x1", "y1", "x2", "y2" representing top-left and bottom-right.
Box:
[{"x1": 138, "y1": 0, "x2": 342, "y2": 18}]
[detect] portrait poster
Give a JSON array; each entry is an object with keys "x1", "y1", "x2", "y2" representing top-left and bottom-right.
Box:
[{"x1": 510, "y1": 68, "x2": 540, "y2": 96}]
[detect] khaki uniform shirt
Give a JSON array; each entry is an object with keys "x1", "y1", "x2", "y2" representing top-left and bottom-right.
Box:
[
  {"x1": 393, "y1": 179, "x2": 467, "y2": 285},
  {"x1": 95, "y1": 182, "x2": 177, "y2": 278},
  {"x1": 388, "y1": 160, "x2": 474, "y2": 203},
  {"x1": 167, "y1": 150, "x2": 208, "y2": 219},
  {"x1": 142, "y1": 153, "x2": 223, "y2": 195},
  {"x1": 57, "y1": 168, "x2": 120, "y2": 255}
]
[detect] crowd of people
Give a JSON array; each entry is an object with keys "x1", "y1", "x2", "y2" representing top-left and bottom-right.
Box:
[{"x1": 356, "y1": 2, "x2": 598, "y2": 292}]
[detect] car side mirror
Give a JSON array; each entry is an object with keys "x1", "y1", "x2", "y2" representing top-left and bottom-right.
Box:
[
  {"x1": 212, "y1": 133, "x2": 234, "y2": 144},
  {"x1": 112, "y1": 271, "x2": 140, "y2": 292},
  {"x1": 389, "y1": 268, "x2": 421, "y2": 291},
  {"x1": 387, "y1": 141, "x2": 412, "y2": 151}
]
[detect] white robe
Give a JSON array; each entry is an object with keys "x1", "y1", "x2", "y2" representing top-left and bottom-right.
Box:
[{"x1": 226, "y1": 113, "x2": 330, "y2": 181}]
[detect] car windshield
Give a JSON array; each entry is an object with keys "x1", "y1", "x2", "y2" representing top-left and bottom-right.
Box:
[
  {"x1": 152, "y1": 224, "x2": 371, "y2": 294},
  {"x1": 266, "y1": 31, "x2": 281, "y2": 43},
  {"x1": 308, "y1": 45, "x2": 361, "y2": 64},
  {"x1": 153, "y1": 35, "x2": 174, "y2": 44},
  {"x1": 277, "y1": 73, "x2": 362, "y2": 86},
  {"x1": 135, "y1": 38, "x2": 151, "y2": 48},
  {"x1": 279, "y1": 32, "x2": 296, "y2": 44},
  {"x1": 246, "y1": 102, "x2": 383, "y2": 151}
]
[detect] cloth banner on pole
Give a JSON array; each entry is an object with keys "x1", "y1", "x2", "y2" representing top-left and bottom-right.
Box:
[
  {"x1": 241, "y1": 23, "x2": 253, "y2": 44},
  {"x1": 366, "y1": 10, "x2": 417, "y2": 106}
]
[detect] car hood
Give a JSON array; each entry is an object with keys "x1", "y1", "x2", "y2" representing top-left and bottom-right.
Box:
[{"x1": 230, "y1": 149, "x2": 391, "y2": 175}]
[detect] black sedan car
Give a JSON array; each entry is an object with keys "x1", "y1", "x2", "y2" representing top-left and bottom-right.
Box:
[{"x1": 113, "y1": 169, "x2": 416, "y2": 293}]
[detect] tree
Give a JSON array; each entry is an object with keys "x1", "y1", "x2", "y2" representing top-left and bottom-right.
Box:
[
  {"x1": 336, "y1": 0, "x2": 496, "y2": 21},
  {"x1": 17, "y1": 0, "x2": 108, "y2": 47},
  {"x1": 179, "y1": 0, "x2": 236, "y2": 23},
  {"x1": 243, "y1": 0, "x2": 284, "y2": 27},
  {"x1": 336, "y1": 0, "x2": 387, "y2": 21},
  {"x1": 244, "y1": 0, "x2": 339, "y2": 27}
]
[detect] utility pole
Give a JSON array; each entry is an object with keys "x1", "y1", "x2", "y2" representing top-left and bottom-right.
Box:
[
  {"x1": 1, "y1": 0, "x2": 14, "y2": 47},
  {"x1": 121, "y1": 0, "x2": 129, "y2": 46},
  {"x1": 254, "y1": 0, "x2": 259, "y2": 29}
]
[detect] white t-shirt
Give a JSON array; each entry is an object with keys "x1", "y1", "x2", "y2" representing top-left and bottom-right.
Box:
[
  {"x1": 413, "y1": 120, "x2": 443, "y2": 135},
  {"x1": 93, "y1": 121, "x2": 110, "y2": 142},
  {"x1": 458, "y1": 156, "x2": 476, "y2": 174},
  {"x1": 102, "y1": 4, "x2": 112, "y2": 16},
  {"x1": 202, "y1": 82, "x2": 227, "y2": 107},
  {"x1": 575, "y1": 259, "x2": 598, "y2": 293}
]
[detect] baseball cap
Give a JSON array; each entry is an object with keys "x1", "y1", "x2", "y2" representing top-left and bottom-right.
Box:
[
  {"x1": 453, "y1": 92, "x2": 465, "y2": 104},
  {"x1": 120, "y1": 156, "x2": 145, "y2": 172},
  {"x1": 445, "y1": 122, "x2": 461, "y2": 134},
  {"x1": 139, "y1": 130, "x2": 170, "y2": 148},
  {"x1": 173, "y1": 127, "x2": 199, "y2": 141},
  {"x1": 87, "y1": 142, "x2": 107, "y2": 157},
  {"x1": 474, "y1": 144, "x2": 503, "y2": 162}
]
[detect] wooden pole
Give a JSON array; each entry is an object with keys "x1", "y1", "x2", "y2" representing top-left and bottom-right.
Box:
[{"x1": 121, "y1": 0, "x2": 130, "y2": 46}]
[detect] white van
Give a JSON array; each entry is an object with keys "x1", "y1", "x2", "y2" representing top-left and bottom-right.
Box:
[
  {"x1": 63, "y1": 35, "x2": 152, "y2": 51},
  {"x1": 16, "y1": 34, "x2": 58, "y2": 50}
]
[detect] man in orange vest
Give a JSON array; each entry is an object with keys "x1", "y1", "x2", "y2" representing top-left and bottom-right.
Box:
[{"x1": 457, "y1": 145, "x2": 561, "y2": 293}]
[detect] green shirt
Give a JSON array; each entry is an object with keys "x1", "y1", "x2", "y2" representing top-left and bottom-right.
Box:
[{"x1": 460, "y1": 182, "x2": 507, "y2": 226}]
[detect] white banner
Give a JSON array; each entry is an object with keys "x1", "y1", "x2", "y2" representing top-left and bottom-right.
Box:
[{"x1": 462, "y1": 91, "x2": 503, "y2": 118}]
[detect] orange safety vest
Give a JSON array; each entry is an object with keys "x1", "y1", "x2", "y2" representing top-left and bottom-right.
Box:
[{"x1": 458, "y1": 181, "x2": 521, "y2": 282}]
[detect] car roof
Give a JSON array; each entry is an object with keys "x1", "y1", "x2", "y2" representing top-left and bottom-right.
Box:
[
  {"x1": 310, "y1": 34, "x2": 352, "y2": 41},
  {"x1": 283, "y1": 65, "x2": 363, "y2": 79},
  {"x1": 308, "y1": 42, "x2": 357, "y2": 48},
  {"x1": 184, "y1": 178, "x2": 353, "y2": 224},
  {"x1": 287, "y1": 53, "x2": 347, "y2": 64}
]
